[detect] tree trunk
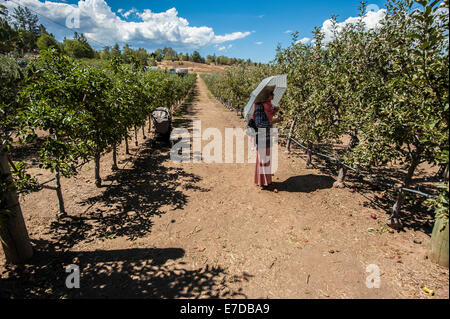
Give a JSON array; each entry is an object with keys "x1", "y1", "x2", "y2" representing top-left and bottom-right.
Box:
[
  {"x1": 333, "y1": 133, "x2": 359, "y2": 188},
  {"x1": 437, "y1": 164, "x2": 449, "y2": 182},
  {"x1": 429, "y1": 217, "x2": 449, "y2": 268},
  {"x1": 306, "y1": 142, "x2": 313, "y2": 168},
  {"x1": 333, "y1": 165, "x2": 348, "y2": 189},
  {"x1": 390, "y1": 156, "x2": 420, "y2": 228},
  {"x1": 54, "y1": 167, "x2": 66, "y2": 217},
  {"x1": 285, "y1": 118, "x2": 297, "y2": 154},
  {"x1": 0, "y1": 150, "x2": 33, "y2": 264},
  {"x1": 53, "y1": 134, "x2": 66, "y2": 217},
  {"x1": 134, "y1": 126, "x2": 138, "y2": 147},
  {"x1": 94, "y1": 153, "x2": 101, "y2": 188},
  {"x1": 112, "y1": 144, "x2": 118, "y2": 171},
  {"x1": 142, "y1": 126, "x2": 146, "y2": 140},
  {"x1": 125, "y1": 136, "x2": 130, "y2": 155}
]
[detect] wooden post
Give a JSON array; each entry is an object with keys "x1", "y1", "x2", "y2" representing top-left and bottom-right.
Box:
[
  {"x1": 0, "y1": 149, "x2": 33, "y2": 264},
  {"x1": 134, "y1": 126, "x2": 138, "y2": 147},
  {"x1": 285, "y1": 118, "x2": 297, "y2": 154}
]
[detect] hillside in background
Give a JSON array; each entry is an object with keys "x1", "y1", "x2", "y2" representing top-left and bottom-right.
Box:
[{"x1": 157, "y1": 60, "x2": 228, "y2": 74}]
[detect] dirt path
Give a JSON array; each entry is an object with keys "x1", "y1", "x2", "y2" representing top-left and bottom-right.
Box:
[{"x1": 1, "y1": 76, "x2": 448, "y2": 299}]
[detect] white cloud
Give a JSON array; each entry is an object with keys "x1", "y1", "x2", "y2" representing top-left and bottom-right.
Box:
[
  {"x1": 217, "y1": 44, "x2": 232, "y2": 51},
  {"x1": 255, "y1": 41, "x2": 263, "y2": 45},
  {"x1": 121, "y1": 8, "x2": 137, "y2": 19},
  {"x1": 258, "y1": 14, "x2": 265, "y2": 18},
  {"x1": 212, "y1": 31, "x2": 253, "y2": 43},
  {"x1": 295, "y1": 37, "x2": 310, "y2": 45},
  {"x1": 3, "y1": 0, "x2": 252, "y2": 50},
  {"x1": 320, "y1": 9, "x2": 386, "y2": 43},
  {"x1": 284, "y1": 30, "x2": 293, "y2": 34}
]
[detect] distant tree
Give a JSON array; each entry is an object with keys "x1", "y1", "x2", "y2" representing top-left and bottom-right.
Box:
[
  {"x1": 93, "y1": 49, "x2": 101, "y2": 59},
  {"x1": 134, "y1": 48, "x2": 149, "y2": 66},
  {"x1": 63, "y1": 32, "x2": 94, "y2": 58},
  {"x1": 153, "y1": 48, "x2": 163, "y2": 61},
  {"x1": 207, "y1": 54, "x2": 216, "y2": 65},
  {"x1": 38, "y1": 24, "x2": 47, "y2": 36},
  {"x1": 163, "y1": 47, "x2": 177, "y2": 61},
  {"x1": 111, "y1": 43, "x2": 121, "y2": 57},
  {"x1": 64, "y1": 39, "x2": 94, "y2": 58},
  {"x1": 12, "y1": 5, "x2": 38, "y2": 34},
  {"x1": 0, "y1": 5, "x2": 18, "y2": 53},
  {"x1": 191, "y1": 50, "x2": 204, "y2": 63},
  {"x1": 217, "y1": 55, "x2": 230, "y2": 65},
  {"x1": 36, "y1": 32, "x2": 58, "y2": 51},
  {"x1": 100, "y1": 46, "x2": 111, "y2": 60},
  {"x1": 122, "y1": 43, "x2": 133, "y2": 61},
  {"x1": 11, "y1": 5, "x2": 40, "y2": 53}
]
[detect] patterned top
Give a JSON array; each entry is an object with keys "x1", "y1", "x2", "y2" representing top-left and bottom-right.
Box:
[{"x1": 253, "y1": 101, "x2": 275, "y2": 128}]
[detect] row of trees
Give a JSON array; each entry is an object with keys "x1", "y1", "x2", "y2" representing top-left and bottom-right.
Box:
[
  {"x1": 201, "y1": 65, "x2": 277, "y2": 110},
  {"x1": 0, "y1": 4, "x2": 95, "y2": 59},
  {"x1": 151, "y1": 47, "x2": 205, "y2": 64},
  {"x1": 0, "y1": 4, "x2": 48, "y2": 55},
  {"x1": 1, "y1": 4, "x2": 258, "y2": 68},
  {"x1": 142, "y1": 47, "x2": 259, "y2": 66},
  {"x1": 0, "y1": 48, "x2": 196, "y2": 263},
  {"x1": 202, "y1": 0, "x2": 449, "y2": 226}
]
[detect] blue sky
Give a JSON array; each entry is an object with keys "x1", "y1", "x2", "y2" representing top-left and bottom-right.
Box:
[{"x1": 3, "y1": 0, "x2": 389, "y2": 63}]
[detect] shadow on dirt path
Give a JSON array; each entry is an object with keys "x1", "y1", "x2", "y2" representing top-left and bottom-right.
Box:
[
  {"x1": 271, "y1": 175, "x2": 335, "y2": 193},
  {"x1": 41, "y1": 88, "x2": 208, "y2": 250},
  {"x1": 0, "y1": 241, "x2": 235, "y2": 299}
]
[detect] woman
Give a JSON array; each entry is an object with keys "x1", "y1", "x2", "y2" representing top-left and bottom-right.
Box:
[{"x1": 253, "y1": 92, "x2": 283, "y2": 189}]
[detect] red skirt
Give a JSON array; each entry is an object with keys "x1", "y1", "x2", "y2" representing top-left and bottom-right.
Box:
[{"x1": 254, "y1": 147, "x2": 272, "y2": 187}]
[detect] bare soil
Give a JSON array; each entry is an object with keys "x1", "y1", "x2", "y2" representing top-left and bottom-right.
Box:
[{"x1": 0, "y1": 76, "x2": 448, "y2": 299}]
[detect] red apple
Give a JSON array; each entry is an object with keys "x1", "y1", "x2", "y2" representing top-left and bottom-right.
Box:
[{"x1": 371, "y1": 214, "x2": 377, "y2": 219}]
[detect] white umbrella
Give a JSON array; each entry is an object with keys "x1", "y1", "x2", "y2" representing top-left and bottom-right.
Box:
[{"x1": 243, "y1": 74, "x2": 288, "y2": 123}]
